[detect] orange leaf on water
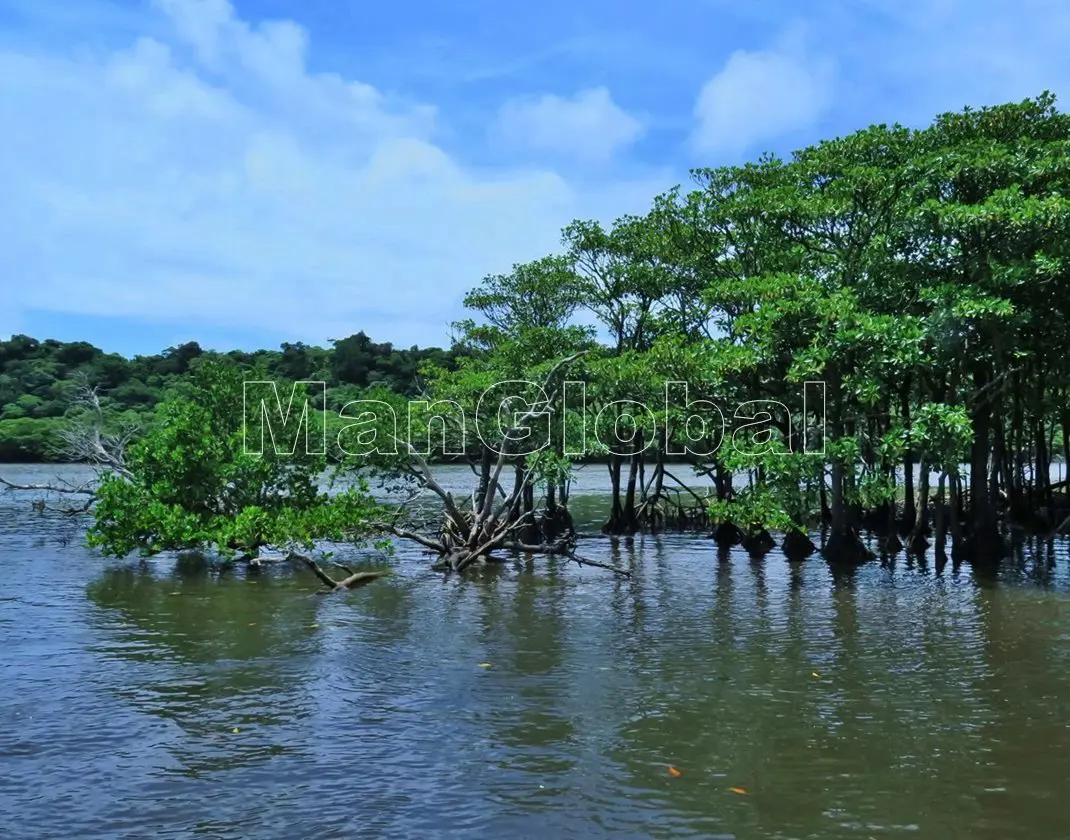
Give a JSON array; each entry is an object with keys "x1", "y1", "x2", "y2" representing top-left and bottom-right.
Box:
[
  {"x1": 668, "y1": 766, "x2": 682, "y2": 777},
  {"x1": 730, "y1": 786, "x2": 748, "y2": 795}
]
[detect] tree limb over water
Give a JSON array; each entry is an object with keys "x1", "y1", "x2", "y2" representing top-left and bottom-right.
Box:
[
  {"x1": 0, "y1": 379, "x2": 136, "y2": 513},
  {"x1": 286, "y1": 551, "x2": 390, "y2": 592}
]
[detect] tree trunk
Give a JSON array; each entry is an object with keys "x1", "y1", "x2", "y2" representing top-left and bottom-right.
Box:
[
  {"x1": 934, "y1": 472, "x2": 948, "y2": 557},
  {"x1": 604, "y1": 454, "x2": 624, "y2": 533},
  {"x1": 825, "y1": 363, "x2": 869, "y2": 564},
  {"x1": 622, "y1": 430, "x2": 643, "y2": 534},
  {"x1": 476, "y1": 445, "x2": 493, "y2": 512},
  {"x1": 910, "y1": 459, "x2": 930, "y2": 552},
  {"x1": 901, "y1": 384, "x2": 915, "y2": 531}
]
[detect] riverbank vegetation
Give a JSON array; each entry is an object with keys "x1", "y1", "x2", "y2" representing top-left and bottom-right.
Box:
[
  {"x1": 0, "y1": 332, "x2": 458, "y2": 462},
  {"x1": 5, "y1": 93, "x2": 1070, "y2": 574}
]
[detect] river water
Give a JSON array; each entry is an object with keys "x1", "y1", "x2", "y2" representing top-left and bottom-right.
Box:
[{"x1": 2, "y1": 463, "x2": 1070, "y2": 839}]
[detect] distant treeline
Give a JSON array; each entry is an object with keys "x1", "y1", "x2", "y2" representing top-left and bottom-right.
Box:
[{"x1": 0, "y1": 332, "x2": 458, "y2": 462}]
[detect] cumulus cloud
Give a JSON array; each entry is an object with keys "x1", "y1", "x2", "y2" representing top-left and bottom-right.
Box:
[
  {"x1": 493, "y1": 87, "x2": 644, "y2": 163},
  {"x1": 0, "y1": 0, "x2": 664, "y2": 349},
  {"x1": 691, "y1": 29, "x2": 834, "y2": 158}
]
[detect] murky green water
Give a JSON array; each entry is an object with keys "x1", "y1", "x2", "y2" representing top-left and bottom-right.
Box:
[{"x1": 2, "y1": 464, "x2": 1070, "y2": 839}]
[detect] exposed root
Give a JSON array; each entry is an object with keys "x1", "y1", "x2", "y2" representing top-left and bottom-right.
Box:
[
  {"x1": 740, "y1": 528, "x2": 776, "y2": 558},
  {"x1": 824, "y1": 527, "x2": 874, "y2": 566},
  {"x1": 711, "y1": 522, "x2": 744, "y2": 548},
  {"x1": 782, "y1": 529, "x2": 817, "y2": 561}
]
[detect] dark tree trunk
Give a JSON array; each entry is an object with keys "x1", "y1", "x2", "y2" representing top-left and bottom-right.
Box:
[
  {"x1": 622, "y1": 430, "x2": 643, "y2": 534},
  {"x1": 476, "y1": 445, "x2": 493, "y2": 512},
  {"x1": 603, "y1": 454, "x2": 624, "y2": 534},
  {"x1": 824, "y1": 363, "x2": 870, "y2": 564}
]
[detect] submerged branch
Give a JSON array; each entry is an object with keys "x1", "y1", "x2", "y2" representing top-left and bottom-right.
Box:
[
  {"x1": 0, "y1": 476, "x2": 96, "y2": 495},
  {"x1": 497, "y1": 540, "x2": 632, "y2": 577},
  {"x1": 286, "y1": 551, "x2": 390, "y2": 592},
  {"x1": 567, "y1": 551, "x2": 633, "y2": 577}
]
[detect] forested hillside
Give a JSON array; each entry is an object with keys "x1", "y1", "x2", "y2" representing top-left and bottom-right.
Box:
[{"x1": 0, "y1": 333, "x2": 457, "y2": 461}]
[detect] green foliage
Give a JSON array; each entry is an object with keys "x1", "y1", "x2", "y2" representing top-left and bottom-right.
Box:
[
  {"x1": 527, "y1": 449, "x2": 574, "y2": 488},
  {"x1": 710, "y1": 487, "x2": 795, "y2": 536},
  {"x1": 908, "y1": 403, "x2": 974, "y2": 473},
  {"x1": 86, "y1": 361, "x2": 382, "y2": 559},
  {"x1": 710, "y1": 444, "x2": 822, "y2": 535},
  {"x1": 0, "y1": 417, "x2": 66, "y2": 462}
]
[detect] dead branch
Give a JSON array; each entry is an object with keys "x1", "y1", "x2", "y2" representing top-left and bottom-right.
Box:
[
  {"x1": 53, "y1": 380, "x2": 137, "y2": 479},
  {"x1": 1, "y1": 379, "x2": 138, "y2": 500},
  {"x1": 287, "y1": 551, "x2": 390, "y2": 592},
  {"x1": 371, "y1": 521, "x2": 447, "y2": 553},
  {"x1": 0, "y1": 476, "x2": 96, "y2": 495},
  {"x1": 497, "y1": 540, "x2": 632, "y2": 577},
  {"x1": 391, "y1": 437, "x2": 469, "y2": 536},
  {"x1": 567, "y1": 551, "x2": 633, "y2": 577},
  {"x1": 61, "y1": 497, "x2": 95, "y2": 516},
  {"x1": 375, "y1": 351, "x2": 587, "y2": 568}
]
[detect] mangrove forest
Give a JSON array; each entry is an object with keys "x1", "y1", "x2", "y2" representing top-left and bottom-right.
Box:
[{"x1": 6, "y1": 93, "x2": 1070, "y2": 577}]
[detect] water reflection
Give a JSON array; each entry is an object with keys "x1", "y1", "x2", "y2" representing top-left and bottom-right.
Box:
[
  {"x1": 970, "y1": 586, "x2": 1070, "y2": 839},
  {"x1": 85, "y1": 563, "x2": 324, "y2": 779}
]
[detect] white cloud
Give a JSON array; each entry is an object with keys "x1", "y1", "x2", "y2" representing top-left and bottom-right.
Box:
[
  {"x1": 0, "y1": 0, "x2": 665, "y2": 349},
  {"x1": 691, "y1": 29, "x2": 834, "y2": 158},
  {"x1": 493, "y1": 87, "x2": 644, "y2": 163}
]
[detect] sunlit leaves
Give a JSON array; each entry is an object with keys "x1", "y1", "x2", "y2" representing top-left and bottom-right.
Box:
[{"x1": 87, "y1": 360, "x2": 382, "y2": 558}]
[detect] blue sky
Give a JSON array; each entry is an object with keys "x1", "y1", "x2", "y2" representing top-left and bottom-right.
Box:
[{"x1": 2, "y1": 0, "x2": 1069, "y2": 357}]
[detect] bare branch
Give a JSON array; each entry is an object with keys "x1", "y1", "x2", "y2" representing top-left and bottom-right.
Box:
[
  {"x1": 41, "y1": 378, "x2": 139, "y2": 481},
  {"x1": 389, "y1": 435, "x2": 469, "y2": 536},
  {"x1": 0, "y1": 476, "x2": 96, "y2": 495},
  {"x1": 370, "y1": 521, "x2": 447, "y2": 553},
  {"x1": 287, "y1": 551, "x2": 391, "y2": 592},
  {"x1": 496, "y1": 541, "x2": 632, "y2": 577}
]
